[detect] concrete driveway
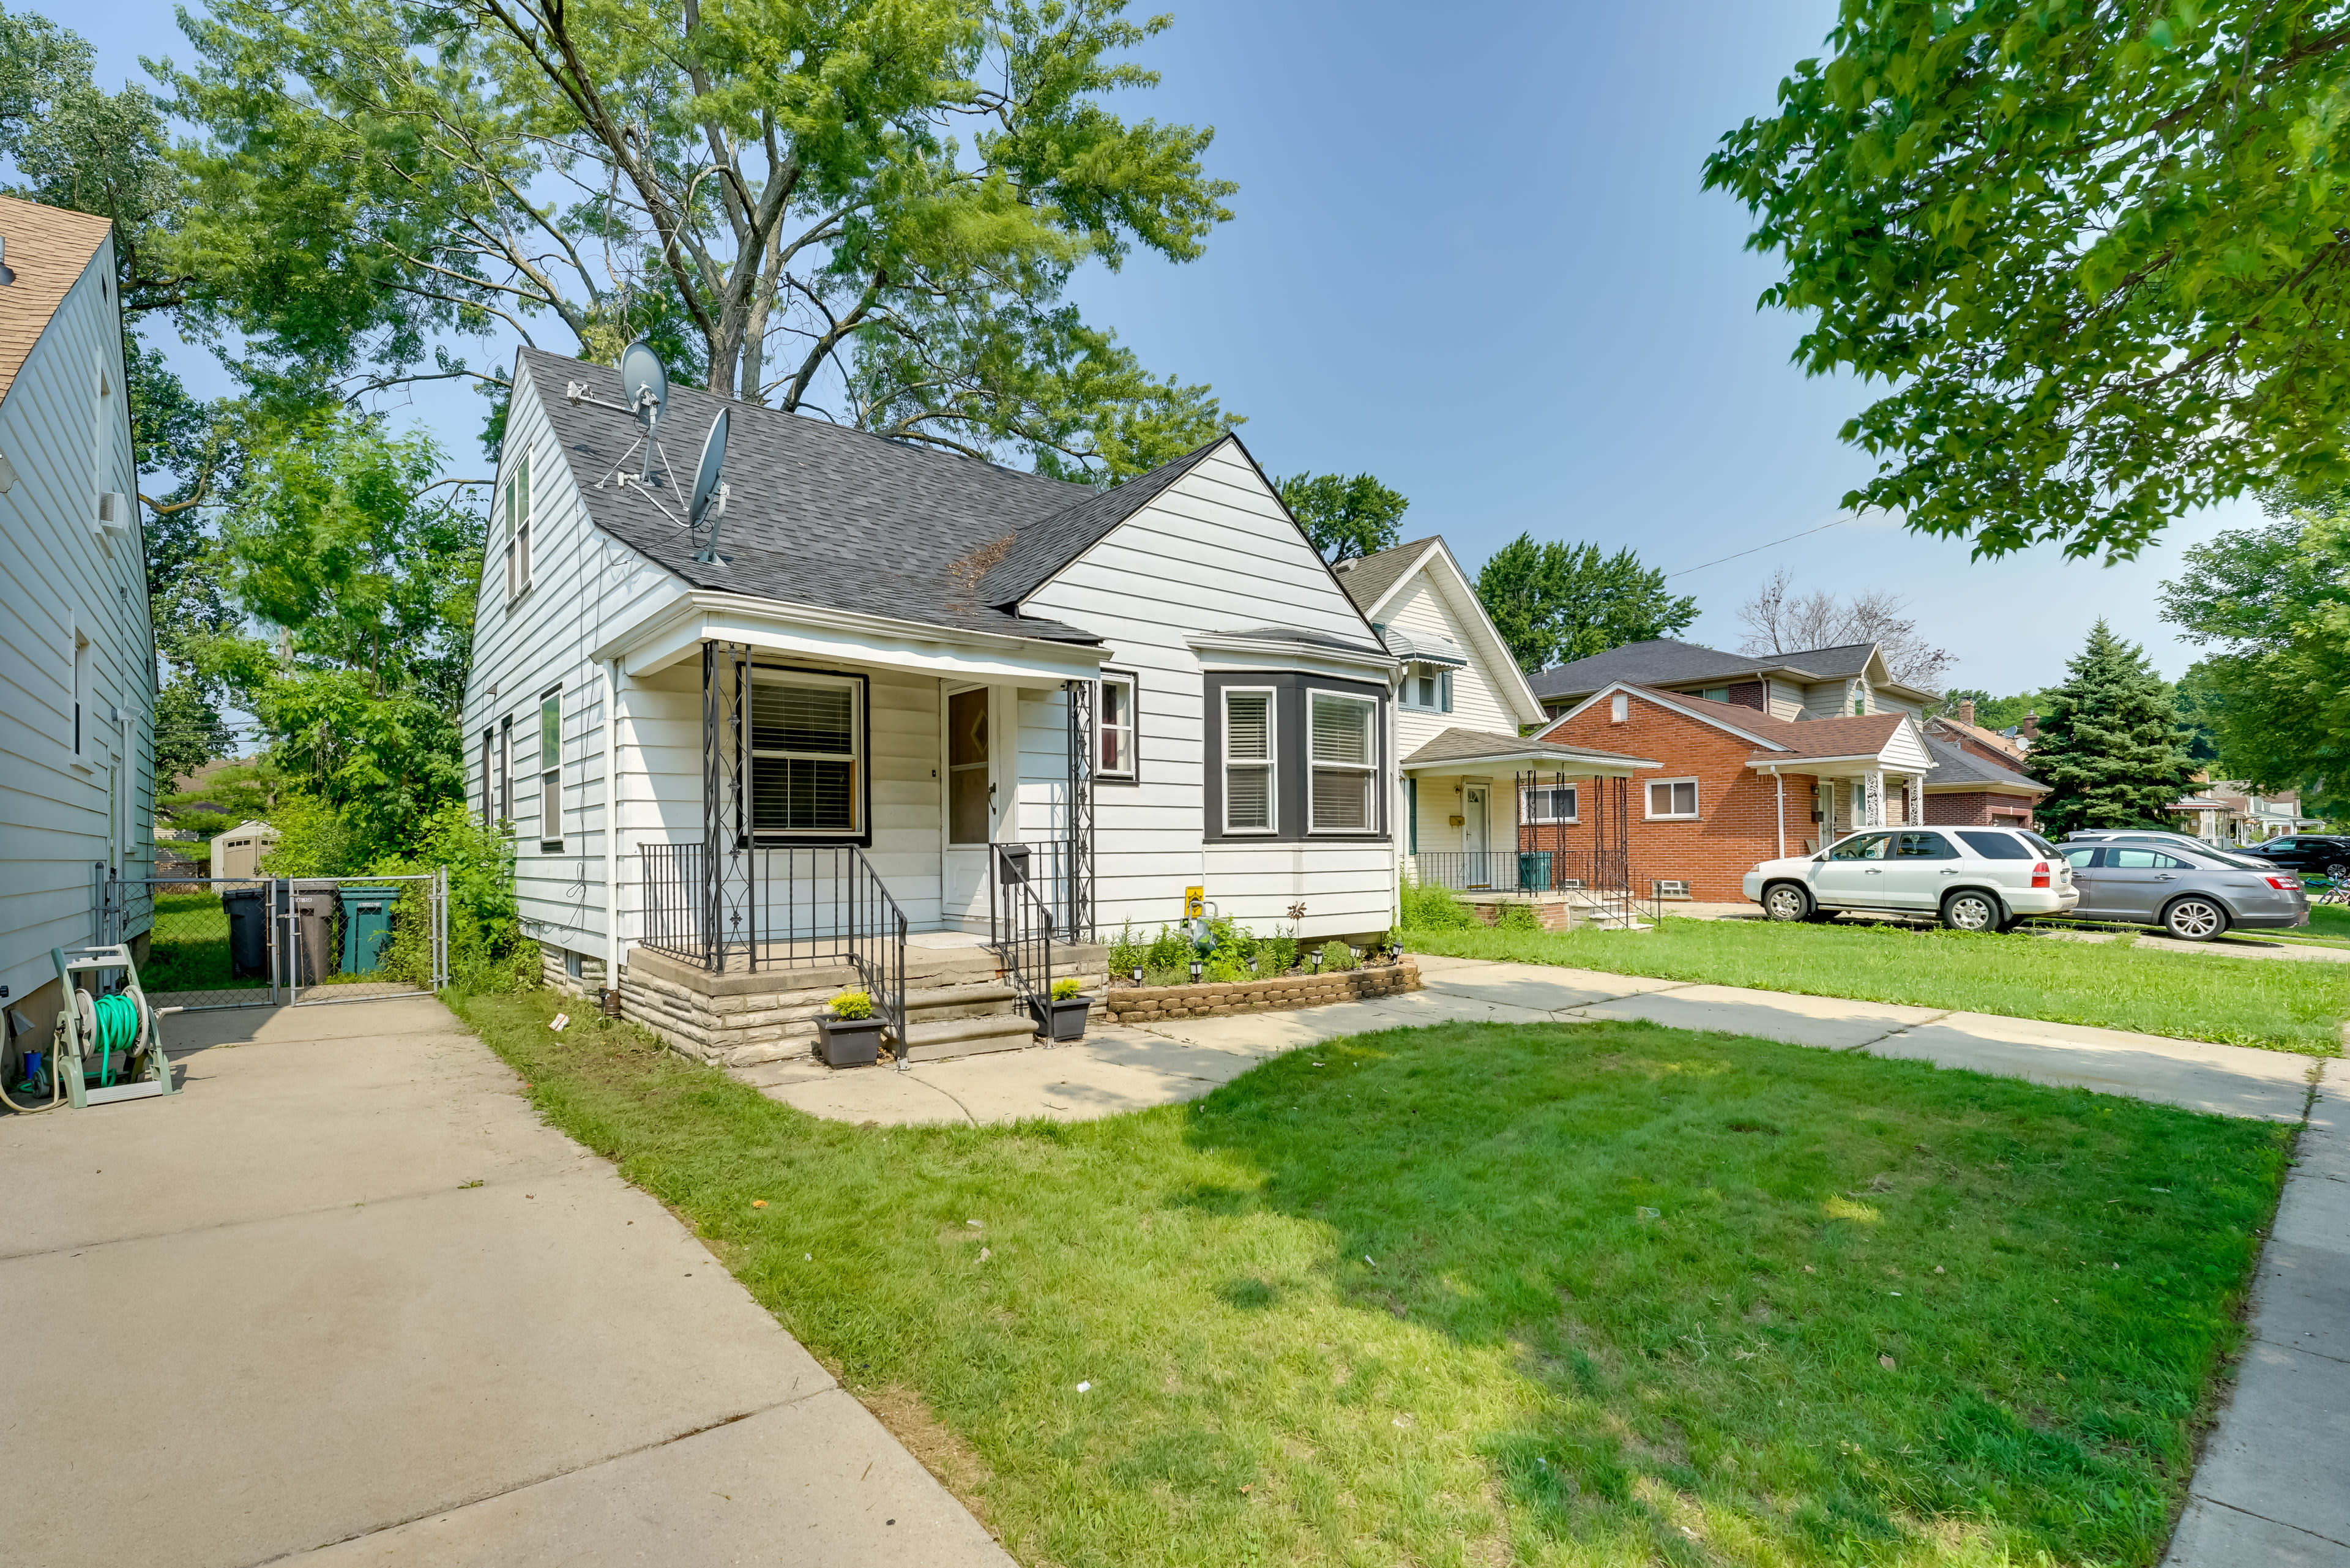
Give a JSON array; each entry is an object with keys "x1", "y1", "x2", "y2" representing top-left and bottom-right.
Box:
[{"x1": 0, "y1": 996, "x2": 1009, "y2": 1568}]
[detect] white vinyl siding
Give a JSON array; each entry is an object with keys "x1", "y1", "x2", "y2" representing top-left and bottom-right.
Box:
[
  {"x1": 1016, "y1": 444, "x2": 1397, "y2": 938},
  {"x1": 0, "y1": 229, "x2": 156, "y2": 1004},
  {"x1": 1223, "y1": 688, "x2": 1274, "y2": 832},
  {"x1": 1308, "y1": 691, "x2": 1376, "y2": 832}
]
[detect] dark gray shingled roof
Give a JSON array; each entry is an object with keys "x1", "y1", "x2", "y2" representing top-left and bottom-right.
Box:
[
  {"x1": 972, "y1": 439, "x2": 1228, "y2": 607},
  {"x1": 1331, "y1": 537, "x2": 1439, "y2": 614},
  {"x1": 1923, "y1": 734, "x2": 2047, "y2": 793},
  {"x1": 525, "y1": 346, "x2": 1152, "y2": 644},
  {"x1": 1528, "y1": 638, "x2": 1885, "y2": 701}
]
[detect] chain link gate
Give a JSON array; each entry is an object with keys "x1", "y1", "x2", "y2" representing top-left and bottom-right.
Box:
[{"x1": 101, "y1": 868, "x2": 449, "y2": 1010}]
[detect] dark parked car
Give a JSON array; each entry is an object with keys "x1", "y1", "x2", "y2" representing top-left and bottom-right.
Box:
[
  {"x1": 2239, "y1": 835, "x2": 2350, "y2": 878},
  {"x1": 2057, "y1": 842, "x2": 2310, "y2": 939}
]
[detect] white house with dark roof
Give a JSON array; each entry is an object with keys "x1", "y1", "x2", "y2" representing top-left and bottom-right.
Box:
[
  {"x1": 0, "y1": 196, "x2": 152, "y2": 1030},
  {"x1": 1530, "y1": 636, "x2": 1938, "y2": 723},
  {"x1": 467, "y1": 348, "x2": 1521, "y2": 1062}
]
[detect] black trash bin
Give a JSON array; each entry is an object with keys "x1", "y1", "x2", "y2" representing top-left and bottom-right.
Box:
[{"x1": 222, "y1": 886, "x2": 270, "y2": 979}]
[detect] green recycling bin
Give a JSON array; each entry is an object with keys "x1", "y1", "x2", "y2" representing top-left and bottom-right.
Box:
[
  {"x1": 337, "y1": 886, "x2": 403, "y2": 976},
  {"x1": 1517, "y1": 851, "x2": 1553, "y2": 892}
]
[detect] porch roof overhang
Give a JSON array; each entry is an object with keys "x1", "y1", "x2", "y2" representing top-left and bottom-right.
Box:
[
  {"x1": 595, "y1": 591, "x2": 1109, "y2": 687},
  {"x1": 1403, "y1": 727, "x2": 1657, "y2": 779},
  {"x1": 1750, "y1": 752, "x2": 1938, "y2": 780}
]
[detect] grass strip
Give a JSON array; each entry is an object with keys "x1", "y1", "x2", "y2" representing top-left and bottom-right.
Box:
[
  {"x1": 1403, "y1": 917, "x2": 2346, "y2": 1055},
  {"x1": 457, "y1": 988, "x2": 2292, "y2": 1566}
]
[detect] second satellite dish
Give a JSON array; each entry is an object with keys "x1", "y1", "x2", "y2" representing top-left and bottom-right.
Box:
[
  {"x1": 619, "y1": 340, "x2": 669, "y2": 484},
  {"x1": 690, "y1": 409, "x2": 729, "y2": 562}
]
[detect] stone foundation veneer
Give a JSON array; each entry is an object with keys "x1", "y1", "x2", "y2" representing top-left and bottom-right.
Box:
[{"x1": 1103, "y1": 960, "x2": 1419, "y2": 1023}]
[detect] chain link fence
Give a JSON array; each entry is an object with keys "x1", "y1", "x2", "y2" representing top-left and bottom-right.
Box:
[{"x1": 102, "y1": 871, "x2": 447, "y2": 1010}]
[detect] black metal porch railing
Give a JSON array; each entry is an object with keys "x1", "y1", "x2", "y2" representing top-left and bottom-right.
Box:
[
  {"x1": 638, "y1": 841, "x2": 909, "y2": 1061},
  {"x1": 987, "y1": 843, "x2": 1059, "y2": 1033}
]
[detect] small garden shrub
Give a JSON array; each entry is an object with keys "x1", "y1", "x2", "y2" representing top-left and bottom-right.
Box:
[
  {"x1": 1400, "y1": 879, "x2": 1479, "y2": 930},
  {"x1": 1318, "y1": 939, "x2": 1358, "y2": 971},
  {"x1": 1051, "y1": 976, "x2": 1084, "y2": 1001},
  {"x1": 829, "y1": 988, "x2": 874, "y2": 1020},
  {"x1": 1493, "y1": 902, "x2": 1542, "y2": 933}
]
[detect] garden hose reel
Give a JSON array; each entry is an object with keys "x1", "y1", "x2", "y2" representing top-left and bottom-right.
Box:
[{"x1": 37, "y1": 945, "x2": 180, "y2": 1109}]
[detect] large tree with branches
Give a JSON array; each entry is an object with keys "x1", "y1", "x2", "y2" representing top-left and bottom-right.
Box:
[
  {"x1": 164, "y1": 0, "x2": 1239, "y2": 475},
  {"x1": 1705, "y1": 1, "x2": 2350, "y2": 562}
]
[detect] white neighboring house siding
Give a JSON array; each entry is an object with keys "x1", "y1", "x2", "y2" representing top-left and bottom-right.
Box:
[
  {"x1": 1017, "y1": 442, "x2": 1397, "y2": 941},
  {"x1": 0, "y1": 231, "x2": 152, "y2": 1006},
  {"x1": 459, "y1": 360, "x2": 691, "y2": 971},
  {"x1": 1376, "y1": 568, "x2": 1530, "y2": 861}
]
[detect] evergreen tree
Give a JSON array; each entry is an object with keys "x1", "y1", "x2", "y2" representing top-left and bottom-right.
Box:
[{"x1": 2029, "y1": 622, "x2": 2199, "y2": 835}]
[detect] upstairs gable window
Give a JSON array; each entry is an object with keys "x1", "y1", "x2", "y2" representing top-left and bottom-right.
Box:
[
  {"x1": 503, "y1": 451, "x2": 533, "y2": 600},
  {"x1": 1399, "y1": 664, "x2": 1453, "y2": 713}
]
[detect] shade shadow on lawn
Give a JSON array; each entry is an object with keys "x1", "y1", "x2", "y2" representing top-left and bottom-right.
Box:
[{"x1": 462, "y1": 994, "x2": 2290, "y2": 1568}]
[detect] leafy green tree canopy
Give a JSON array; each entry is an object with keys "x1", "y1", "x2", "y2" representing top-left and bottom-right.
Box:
[
  {"x1": 2026, "y1": 621, "x2": 2199, "y2": 834},
  {"x1": 1474, "y1": 537, "x2": 1698, "y2": 674},
  {"x1": 1705, "y1": 1, "x2": 2350, "y2": 562},
  {"x1": 200, "y1": 414, "x2": 483, "y2": 849},
  {"x1": 165, "y1": 0, "x2": 1239, "y2": 476},
  {"x1": 1277, "y1": 471, "x2": 1409, "y2": 562},
  {"x1": 2159, "y1": 499, "x2": 2350, "y2": 797}
]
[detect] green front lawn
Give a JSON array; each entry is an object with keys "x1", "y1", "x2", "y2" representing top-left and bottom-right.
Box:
[
  {"x1": 1403, "y1": 917, "x2": 2346, "y2": 1056},
  {"x1": 461, "y1": 989, "x2": 2291, "y2": 1567}
]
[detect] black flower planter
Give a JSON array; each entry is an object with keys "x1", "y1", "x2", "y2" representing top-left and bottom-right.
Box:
[
  {"x1": 1038, "y1": 995, "x2": 1092, "y2": 1042},
  {"x1": 815, "y1": 1015, "x2": 885, "y2": 1068}
]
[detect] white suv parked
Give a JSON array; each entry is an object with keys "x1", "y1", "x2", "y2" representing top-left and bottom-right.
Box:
[{"x1": 1742, "y1": 827, "x2": 2079, "y2": 931}]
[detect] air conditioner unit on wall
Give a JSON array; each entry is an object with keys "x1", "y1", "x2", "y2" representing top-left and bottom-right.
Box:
[{"x1": 93, "y1": 491, "x2": 131, "y2": 554}]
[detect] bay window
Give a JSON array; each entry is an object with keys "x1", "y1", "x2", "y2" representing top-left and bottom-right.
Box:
[
  {"x1": 1308, "y1": 692, "x2": 1376, "y2": 832},
  {"x1": 1223, "y1": 689, "x2": 1274, "y2": 832}
]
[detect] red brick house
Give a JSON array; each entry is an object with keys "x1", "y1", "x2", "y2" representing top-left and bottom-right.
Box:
[{"x1": 1535, "y1": 684, "x2": 1961, "y2": 901}]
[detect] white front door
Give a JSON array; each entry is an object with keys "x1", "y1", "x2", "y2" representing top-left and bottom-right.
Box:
[
  {"x1": 941, "y1": 684, "x2": 1001, "y2": 928},
  {"x1": 1462, "y1": 785, "x2": 1491, "y2": 886}
]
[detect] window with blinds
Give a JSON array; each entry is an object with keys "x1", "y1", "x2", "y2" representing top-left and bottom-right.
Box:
[
  {"x1": 1223, "y1": 689, "x2": 1272, "y2": 832},
  {"x1": 1309, "y1": 692, "x2": 1375, "y2": 832},
  {"x1": 751, "y1": 676, "x2": 860, "y2": 834},
  {"x1": 1521, "y1": 783, "x2": 1577, "y2": 824}
]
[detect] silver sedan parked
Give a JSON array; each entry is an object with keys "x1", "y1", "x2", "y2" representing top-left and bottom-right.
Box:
[{"x1": 2057, "y1": 841, "x2": 2310, "y2": 939}]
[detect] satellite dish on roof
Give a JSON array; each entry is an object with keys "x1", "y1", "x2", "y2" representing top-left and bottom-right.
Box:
[
  {"x1": 689, "y1": 408, "x2": 730, "y2": 563},
  {"x1": 619, "y1": 340, "x2": 668, "y2": 483}
]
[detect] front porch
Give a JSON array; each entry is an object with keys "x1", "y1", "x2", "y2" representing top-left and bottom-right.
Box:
[
  {"x1": 1399, "y1": 729, "x2": 1662, "y2": 927},
  {"x1": 604, "y1": 635, "x2": 1110, "y2": 1067}
]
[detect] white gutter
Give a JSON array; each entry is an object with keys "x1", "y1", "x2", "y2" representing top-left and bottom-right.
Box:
[{"x1": 600, "y1": 590, "x2": 1108, "y2": 684}]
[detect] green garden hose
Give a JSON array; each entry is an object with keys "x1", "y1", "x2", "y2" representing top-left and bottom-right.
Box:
[{"x1": 89, "y1": 993, "x2": 140, "y2": 1088}]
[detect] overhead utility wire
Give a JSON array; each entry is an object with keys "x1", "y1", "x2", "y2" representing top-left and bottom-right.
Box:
[{"x1": 1666, "y1": 517, "x2": 1852, "y2": 578}]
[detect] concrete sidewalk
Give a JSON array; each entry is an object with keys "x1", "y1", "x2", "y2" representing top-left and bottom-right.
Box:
[
  {"x1": 753, "y1": 952, "x2": 2321, "y2": 1126},
  {"x1": 0, "y1": 997, "x2": 1010, "y2": 1568},
  {"x1": 2163, "y1": 1058, "x2": 2350, "y2": 1567}
]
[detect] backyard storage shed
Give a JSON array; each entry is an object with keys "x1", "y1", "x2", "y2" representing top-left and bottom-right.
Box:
[
  {"x1": 208, "y1": 821, "x2": 281, "y2": 879},
  {"x1": 0, "y1": 196, "x2": 154, "y2": 1026}
]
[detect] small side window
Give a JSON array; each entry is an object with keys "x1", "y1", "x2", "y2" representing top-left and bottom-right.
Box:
[{"x1": 539, "y1": 690, "x2": 562, "y2": 848}]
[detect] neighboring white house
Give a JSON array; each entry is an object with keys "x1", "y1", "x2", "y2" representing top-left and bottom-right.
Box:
[
  {"x1": 1329, "y1": 537, "x2": 1657, "y2": 894},
  {"x1": 0, "y1": 196, "x2": 154, "y2": 1025},
  {"x1": 464, "y1": 348, "x2": 1444, "y2": 1005}
]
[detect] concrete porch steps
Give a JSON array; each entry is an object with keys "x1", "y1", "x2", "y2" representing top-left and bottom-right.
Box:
[{"x1": 897, "y1": 1011, "x2": 1039, "y2": 1062}]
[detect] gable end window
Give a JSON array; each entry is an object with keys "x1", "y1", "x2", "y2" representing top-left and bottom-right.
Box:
[
  {"x1": 480, "y1": 728, "x2": 494, "y2": 827},
  {"x1": 539, "y1": 690, "x2": 563, "y2": 849},
  {"x1": 750, "y1": 669, "x2": 866, "y2": 838},
  {"x1": 1223, "y1": 689, "x2": 1274, "y2": 833},
  {"x1": 503, "y1": 451, "x2": 533, "y2": 601},
  {"x1": 1400, "y1": 665, "x2": 1453, "y2": 713},
  {"x1": 1646, "y1": 778, "x2": 1699, "y2": 820},
  {"x1": 1099, "y1": 672, "x2": 1137, "y2": 780},
  {"x1": 1308, "y1": 692, "x2": 1376, "y2": 833}
]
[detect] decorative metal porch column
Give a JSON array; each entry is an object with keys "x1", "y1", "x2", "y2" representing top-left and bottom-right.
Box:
[
  {"x1": 1063, "y1": 678, "x2": 1096, "y2": 942},
  {"x1": 701, "y1": 640, "x2": 755, "y2": 971},
  {"x1": 1862, "y1": 770, "x2": 1886, "y2": 828}
]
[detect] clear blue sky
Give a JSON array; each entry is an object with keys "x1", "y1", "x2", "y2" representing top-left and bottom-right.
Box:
[{"x1": 52, "y1": 0, "x2": 2249, "y2": 696}]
